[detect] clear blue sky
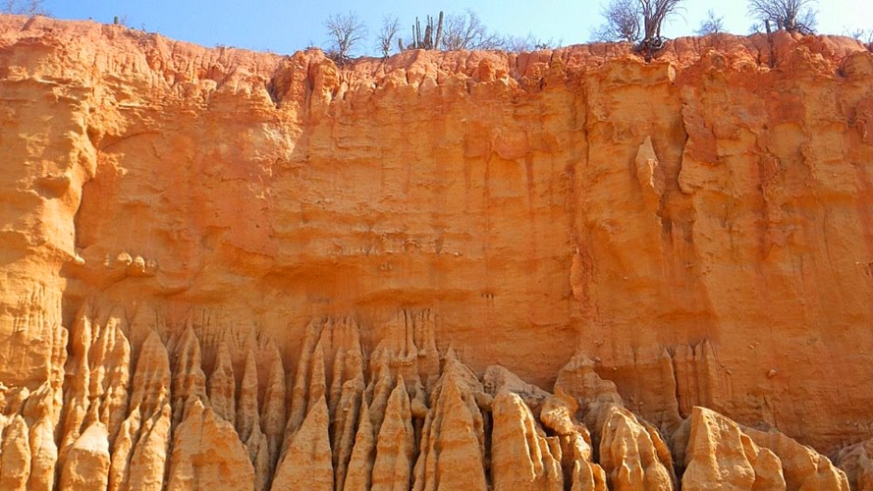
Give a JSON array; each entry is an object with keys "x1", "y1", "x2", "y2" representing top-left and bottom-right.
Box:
[{"x1": 40, "y1": 0, "x2": 872, "y2": 55}]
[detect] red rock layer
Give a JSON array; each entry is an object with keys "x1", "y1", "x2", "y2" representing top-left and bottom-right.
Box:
[{"x1": 0, "y1": 13, "x2": 872, "y2": 490}]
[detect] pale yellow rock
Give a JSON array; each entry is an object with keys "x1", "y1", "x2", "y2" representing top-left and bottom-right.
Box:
[
  {"x1": 371, "y1": 379, "x2": 415, "y2": 491},
  {"x1": 334, "y1": 380, "x2": 364, "y2": 491},
  {"x1": 306, "y1": 339, "x2": 327, "y2": 415},
  {"x1": 237, "y1": 348, "x2": 260, "y2": 441},
  {"x1": 284, "y1": 319, "x2": 324, "y2": 440},
  {"x1": 0, "y1": 416, "x2": 31, "y2": 491},
  {"x1": 272, "y1": 395, "x2": 334, "y2": 491},
  {"x1": 484, "y1": 365, "x2": 551, "y2": 414},
  {"x1": 57, "y1": 310, "x2": 95, "y2": 466},
  {"x1": 682, "y1": 406, "x2": 786, "y2": 491},
  {"x1": 372, "y1": 310, "x2": 440, "y2": 385},
  {"x1": 410, "y1": 310, "x2": 440, "y2": 382},
  {"x1": 344, "y1": 401, "x2": 376, "y2": 491},
  {"x1": 123, "y1": 405, "x2": 171, "y2": 491},
  {"x1": 570, "y1": 450, "x2": 609, "y2": 491},
  {"x1": 167, "y1": 399, "x2": 255, "y2": 491},
  {"x1": 259, "y1": 340, "x2": 286, "y2": 477},
  {"x1": 413, "y1": 359, "x2": 488, "y2": 491},
  {"x1": 368, "y1": 367, "x2": 396, "y2": 435},
  {"x1": 671, "y1": 340, "x2": 725, "y2": 422},
  {"x1": 540, "y1": 392, "x2": 607, "y2": 491},
  {"x1": 126, "y1": 332, "x2": 172, "y2": 418},
  {"x1": 328, "y1": 317, "x2": 366, "y2": 491},
  {"x1": 207, "y1": 341, "x2": 235, "y2": 423},
  {"x1": 246, "y1": 429, "x2": 271, "y2": 491},
  {"x1": 101, "y1": 320, "x2": 132, "y2": 447},
  {"x1": 540, "y1": 391, "x2": 584, "y2": 439},
  {"x1": 106, "y1": 415, "x2": 136, "y2": 491},
  {"x1": 410, "y1": 382, "x2": 429, "y2": 419},
  {"x1": 554, "y1": 353, "x2": 623, "y2": 414},
  {"x1": 25, "y1": 386, "x2": 60, "y2": 491},
  {"x1": 744, "y1": 426, "x2": 849, "y2": 491},
  {"x1": 59, "y1": 422, "x2": 110, "y2": 491},
  {"x1": 171, "y1": 325, "x2": 207, "y2": 425},
  {"x1": 109, "y1": 332, "x2": 171, "y2": 491},
  {"x1": 237, "y1": 348, "x2": 271, "y2": 491},
  {"x1": 491, "y1": 390, "x2": 563, "y2": 491},
  {"x1": 60, "y1": 308, "x2": 132, "y2": 451},
  {"x1": 599, "y1": 405, "x2": 674, "y2": 491},
  {"x1": 327, "y1": 317, "x2": 364, "y2": 414}
]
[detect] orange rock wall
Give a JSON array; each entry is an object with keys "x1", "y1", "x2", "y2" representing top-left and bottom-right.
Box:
[{"x1": 1, "y1": 14, "x2": 872, "y2": 490}]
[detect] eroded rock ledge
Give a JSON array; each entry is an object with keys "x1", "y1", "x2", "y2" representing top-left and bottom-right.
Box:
[
  {"x1": 1, "y1": 305, "x2": 856, "y2": 490},
  {"x1": 1, "y1": 14, "x2": 873, "y2": 490}
]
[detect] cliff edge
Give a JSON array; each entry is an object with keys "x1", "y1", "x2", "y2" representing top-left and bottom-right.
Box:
[{"x1": 1, "y1": 14, "x2": 873, "y2": 490}]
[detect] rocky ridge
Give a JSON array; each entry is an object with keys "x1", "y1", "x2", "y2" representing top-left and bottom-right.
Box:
[{"x1": 1, "y1": 14, "x2": 873, "y2": 490}]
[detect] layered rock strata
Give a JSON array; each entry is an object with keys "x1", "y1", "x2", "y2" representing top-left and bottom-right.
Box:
[{"x1": 1, "y1": 14, "x2": 872, "y2": 490}]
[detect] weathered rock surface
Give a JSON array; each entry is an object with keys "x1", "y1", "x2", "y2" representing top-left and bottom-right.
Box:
[
  {"x1": 272, "y1": 395, "x2": 334, "y2": 491},
  {"x1": 167, "y1": 399, "x2": 255, "y2": 491},
  {"x1": 836, "y1": 439, "x2": 873, "y2": 491},
  {"x1": 491, "y1": 390, "x2": 563, "y2": 491},
  {"x1": 0, "y1": 13, "x2": 871, "y2": 491},
  {"x1": 680, "y1": 407, "x2": 786, "y2": 490},
  {"x1": 744, "y1": 426, "x2": 850, "y2": 491},
  {"x1": 371, "y1": 379, "x2": 415, "y2": 491},
  {"x1": 598, "y1": 405, "x2": 676, "y2": 491},
  {"x1": 59, "y1": 422, "x2": 111, "y2": 491}
]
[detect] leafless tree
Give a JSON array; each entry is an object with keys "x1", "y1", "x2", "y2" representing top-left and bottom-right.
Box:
[
  {"x1": 399, "y1": 10, "x2": 549, "y2": 53},
  {"x1": 1, "y1": 0, "x2": 47, "y2": 15},
  {"x1": 591, "y1": 0, "x2": 641, "y2": 42},
  {"x1": 592, "y1": 0, "x2": 681, "y2": 45},
  {"x1": 376, "y1": 15, "x2": 400, "y2": 58},
  {"x1": 440, "y1": 10, "x2": 504, "y2": 50},
  {"x1": 696, "y1": 9, "x2": 725, "y2": 35},
  {"x1": 324, "y1": 11, "x2": 367, "y2": 62},
  {"x1": 639, "y1": 0, "x2": 683, "y2": 43},
  {"x1": 848, "y1": 28, "x2": 873, "y2": 45},
  {"x1": 503, "y1": 34, "x2": 559, "y2": 52},
  {"x1": 747, "y1": 0, "x2": 817, "y2": 34}
]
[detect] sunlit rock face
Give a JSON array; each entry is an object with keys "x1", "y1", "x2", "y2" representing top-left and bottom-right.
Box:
[{"x1": 1, "y1": 13, "x2": 872, "y2": 490}]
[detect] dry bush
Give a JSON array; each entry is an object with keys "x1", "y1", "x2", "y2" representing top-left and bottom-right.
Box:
[
  {"x1": 696, "y1": 9, "x2": 725, "y2": 35},
  {"x1": 376, "y1": 15, "x2": 400, "y2": 58},
  {"x1": 324, "y1": 11, "x2": 367, "y2": 62},
  {"x1": 747, "y1": 0, "x2": 818, "y2": 34},
  {"x1": 592, "y1": 0, "x2": 641, "y2": 42},
  {"x1": 1, "y1": 0, "x2": 47, "y2": 15}
]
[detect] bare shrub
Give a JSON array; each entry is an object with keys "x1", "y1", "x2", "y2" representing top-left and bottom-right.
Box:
[
  {"x1": 398, "y1": 9, "x2": 554, "y2": 53},
  {"x1": 592, "y1": 0, "x2": 683, "y2": 51},
  {"x1": 324, "y1": 11, "x2": 367, "y2": 62},
  {"x1": 440, "y1": 10, "x2": 504, "y2": 50},
  {"x1": 591, "y1": 0, "x2": 641, "y2": 42},
  {"x1": 1, "y1": 0, "x2": 47, "y2": 15},
  {"x1": 696, "y1": 9, "x2": 725, "y2": 35},
  {"x1": 747, "y1": 0, "x2": 818, "y2": 34},
  {"x1": 376, "y1": 15, "x2": 400, "y2": 58},
  {"x1": 503, "y1": 34, "x2": 559, "y2": 52},
  {"x1": 848, "y1": 28, "x2": 873, "y2": 45}
]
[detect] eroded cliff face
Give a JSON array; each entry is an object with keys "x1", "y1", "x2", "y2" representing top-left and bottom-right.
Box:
[{"x1": 1, "y1": 13, "x2": 872, "y2": 490}]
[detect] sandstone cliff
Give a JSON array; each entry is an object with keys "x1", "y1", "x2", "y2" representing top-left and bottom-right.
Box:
[{"x1": 1, "y1": 13, "x2": 872, "y2": 490}]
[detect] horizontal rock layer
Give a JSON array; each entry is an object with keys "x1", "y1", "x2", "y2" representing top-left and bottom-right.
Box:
[{"x1": 0, "y1": 14, "x2": 871, "y2": 490}]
